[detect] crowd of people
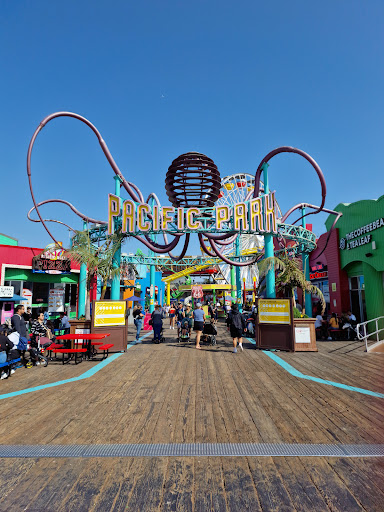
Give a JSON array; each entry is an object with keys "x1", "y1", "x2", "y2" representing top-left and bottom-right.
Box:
[
  {"x1": 131, "y1": 300, "x2": 257, "y2": 352},
  {"x1": 314, "y1": 309, "x2": 358, "y2": 340},
  {"x1": 0, "y1": 304, "x2": 73, "y2": 379}
]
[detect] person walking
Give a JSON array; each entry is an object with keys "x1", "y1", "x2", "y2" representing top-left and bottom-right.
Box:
[
  {"x1": 133, "y1": 305, "x2": 144, "y2": 341},
  {"x1": 183, "y1": 304, "x2": 193, "y2": 336},
  {"x1": 193, "y1": 303, "x2": 205, "y2": 349},
  {"x1": 212, "y1": 303, "x2": 218, "y2": 325},
  {"x1": 227, "y1": 303, "x2": 246, "y2": 353},
  {"x1": 151, "y1": 304, "x2": 164, "y2": 342},
  {"x1": 169, "y1": 303, "x2": 176, "y2": 329}
]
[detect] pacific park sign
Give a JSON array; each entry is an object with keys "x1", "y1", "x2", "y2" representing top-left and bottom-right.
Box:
[{"x1": 107, "y1": 192, "x2": 278, "y2": 237}]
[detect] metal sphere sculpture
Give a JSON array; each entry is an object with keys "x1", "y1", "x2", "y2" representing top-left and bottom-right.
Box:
[
  {"x1": 26, "y1": 111, "x2": 334, "y2": 266},
  {"x1": 165, "y1": 152, "x2": 221, "y2": 208}
]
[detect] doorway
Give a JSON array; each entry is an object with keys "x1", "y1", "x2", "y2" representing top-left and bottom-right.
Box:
[{"x1": 349, "y1": 275, "x2": 366, "y2": 323}]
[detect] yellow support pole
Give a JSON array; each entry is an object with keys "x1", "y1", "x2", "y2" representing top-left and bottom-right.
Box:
[{"x1": 166, "y1": 282, "x2": 170, "y2": 305}]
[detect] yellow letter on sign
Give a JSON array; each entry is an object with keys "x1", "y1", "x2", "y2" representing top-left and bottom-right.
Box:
[
  {"x1": 162, "y1": 207, "x2": 175, "y2": 230},
  {"x1": 137, "y1": 204, "x2": 151, "y2": 232},
  {"x1": 122, "y1": 200, "x2": 136, "y2": 233},
  {"x1": 186, "y1": 208, "x2": 202, "y2": 230},
  {"x1": 216, "y1": 206, "x2": 230, "y2": 230},
  {"x1": 264, "y1": 192, "x2": 277, "y2": 233},
  {"x1": 108, "y1": 194, "x2": 121, "y2": 234},
  {"x1": 234, "y1": 203, "x2": 248, "y2": 231},
  {"x1": 249, "y1": 198, "x2": 264, "y2": 232}
]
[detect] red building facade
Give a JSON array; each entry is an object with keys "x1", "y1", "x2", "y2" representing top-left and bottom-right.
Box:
[{"x1": 309, "y1": 228, "x2": 350, "y2": 316}]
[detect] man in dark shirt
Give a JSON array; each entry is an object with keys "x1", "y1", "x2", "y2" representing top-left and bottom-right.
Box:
[
  {"x1": 10, "y1": 305, "x2": 30, "y2": 365},
  {"x1": 11, "y1": 305, "x2": 28, "y2": 339},
  {"x1": 23, "y1": 307, "x2": 32, "y2": 326}
]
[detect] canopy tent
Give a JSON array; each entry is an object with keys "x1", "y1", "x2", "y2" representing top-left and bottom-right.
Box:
[{"x1": 125, "y1": 295, "x2": 144, "y2": 302}]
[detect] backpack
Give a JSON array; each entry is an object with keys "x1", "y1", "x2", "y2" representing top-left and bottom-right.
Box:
[{"x1": 231, "y1": 312, "x2": 244, "y2": 330}]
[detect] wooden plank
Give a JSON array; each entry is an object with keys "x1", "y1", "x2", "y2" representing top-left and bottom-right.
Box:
[
  {"x1": 0, "y1": 458, "x2": 65, "y2": 511},
  {"x1": 299, "y1": 457, "x2": 365, "y2": 512},
  {"x1": 295, "y1": 350, "x2": 384, "y2": 392},
  {"x1": 246, "y1": 456, "x2": 298, "y2": 512},
  {"x1": 220, "y1": 458, "x2": 262, "y2": 511},
  {"x1": 193, "y1": 349, "x2": 227, "y2": 510},
  {"x1": 247, "y1": 351, "x2": 383, "y2": 445},
  {"x1": 123, "y1": 458, "x2": 168, "y2": 512},
  {"x1": 284, "y1": 354, "x2": 384, "y2": 429},
  {"x1": 159, "y1": 458, "x2": 194, "y2": 512},
  {"x1": 0, "y1": 459, "x2": 38, "y2": 503},
  {"x1": 27, "y1": 459, "x2": 90, "y2": 512},
  {"x1": 272, "y1": 457, "x2": 330, "y2": 512},
  {"x1": 327, "y1": 457, "x2": 384, "y2": 511},
  {"x1": 172, "y1": 349, "x2": 197, "y2": 443}
]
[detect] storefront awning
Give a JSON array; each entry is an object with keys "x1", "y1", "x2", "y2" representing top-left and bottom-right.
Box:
[{"x1": 0, "y1": 294, "x2": 28, "y2": 302}]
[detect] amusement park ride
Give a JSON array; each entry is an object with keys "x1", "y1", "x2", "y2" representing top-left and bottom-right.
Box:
[{"x1": 26, "y1": 112, "x2": 342, "y2": 315}]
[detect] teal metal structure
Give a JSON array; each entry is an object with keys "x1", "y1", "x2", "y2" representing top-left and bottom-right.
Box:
[
  {"x1": 262, "y1": 163, "x2": 276, "y2": 298},
  {"x1": 111, "y1": 176, "x2": 122, "y2": 300},
  {"x1": 235, "y1": 236, "x2": 242, "y2": 310},
  {"x1": 77, "y1": 220, "x2": 87, "y2": 317},
  {"x1": 149, "y1": 264, "x2": 156, "y2": 313},
  {"x1": 301, "y1": 206, "x2": 312, "y2": 316}
]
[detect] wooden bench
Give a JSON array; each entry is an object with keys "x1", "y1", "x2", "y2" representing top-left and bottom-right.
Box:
[
  {"x1": 51, "y1": 348, "x2": 87, "y2": 365},
  {"x1": 0, "y1": 358, "x2": 21, "y2": 379},
  {"x1": 97, "y1": 343, "x2": 114, "y2": 359}
]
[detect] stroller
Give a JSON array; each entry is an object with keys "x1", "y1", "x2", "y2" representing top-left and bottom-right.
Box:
[
  {"x1": 177, "y1": 318, "x2": 191, "y2": 343},
  {"x1": 201, "y1": 321, "x2": 217, "y2": 346},
  {"x1": 4, "y1": 326, "x2": 48, "y2": 368},
  {"x1": 29, "y1": 336, "x2": 50, "y2": 366}
]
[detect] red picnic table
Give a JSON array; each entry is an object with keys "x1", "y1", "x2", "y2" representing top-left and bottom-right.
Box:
[{"x1": 55, "y1": 333, "x2": 111, "y2": 360}]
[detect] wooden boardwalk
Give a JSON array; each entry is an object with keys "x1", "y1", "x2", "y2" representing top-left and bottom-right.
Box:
[{"x1": 0, "y1": 321, "x2": 383, "y2": 511}]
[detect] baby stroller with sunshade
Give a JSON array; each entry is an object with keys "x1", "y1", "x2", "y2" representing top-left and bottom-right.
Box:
[
  {"x1": 201, "y1": 321, "x2": 217, "y2": 346},
  {"x1": 177, "y1": 317, "x2": 192, "y2": 343}
]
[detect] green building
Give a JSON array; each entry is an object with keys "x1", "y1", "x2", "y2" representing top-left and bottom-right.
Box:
[
  {"x1": 0, "y1": 233, "x2": 18, "y2": 246},
  {"x1": 325, "y1": 195, "x2": 384, "y2": 325}
]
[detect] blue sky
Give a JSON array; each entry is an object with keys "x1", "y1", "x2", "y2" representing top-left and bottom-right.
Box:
[{"x1": 1, "y1": 0, "x2": 383, "y2": 254}]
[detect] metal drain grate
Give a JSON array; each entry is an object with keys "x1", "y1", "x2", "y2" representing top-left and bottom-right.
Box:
[{"x1": 0, "y1": 443, "x2": 383, "y2": 458}]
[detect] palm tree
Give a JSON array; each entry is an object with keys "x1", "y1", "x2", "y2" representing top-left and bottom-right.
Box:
[
  {"x1": 258, "y1": 250, "x2": 325, "y2": 315},
  {"x1": 65, "y1": 229, "x2": 126, "y2": 319}
]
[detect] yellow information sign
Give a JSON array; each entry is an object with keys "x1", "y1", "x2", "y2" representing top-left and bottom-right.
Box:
[
  {"x1": 93, "y1": 301, "x2": 126, "y2": 327},
  {"x1": 259, "y1": 299, "x2": 291, "y2": 324}
]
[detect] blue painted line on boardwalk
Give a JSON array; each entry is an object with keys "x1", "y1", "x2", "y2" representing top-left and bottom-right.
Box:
[
  {"x1": 0, "y1": 331, "x2": 152, "y2": 401},
  {"x1": 246, "y1": 337, "x2": 384, "y2": 399}
]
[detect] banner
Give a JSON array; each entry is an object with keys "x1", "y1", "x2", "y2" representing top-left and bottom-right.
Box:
[
  {"x1": 258, "y1": 299, "x2": 291, "y2": 324},
  {"x1": 93, "y1": 301, "x2": 126, "y2": 327}
]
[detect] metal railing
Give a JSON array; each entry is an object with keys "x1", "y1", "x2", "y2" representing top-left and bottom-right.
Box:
[{"x1": 356, "y1": 316, "x2": 384, "y2": 352}]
